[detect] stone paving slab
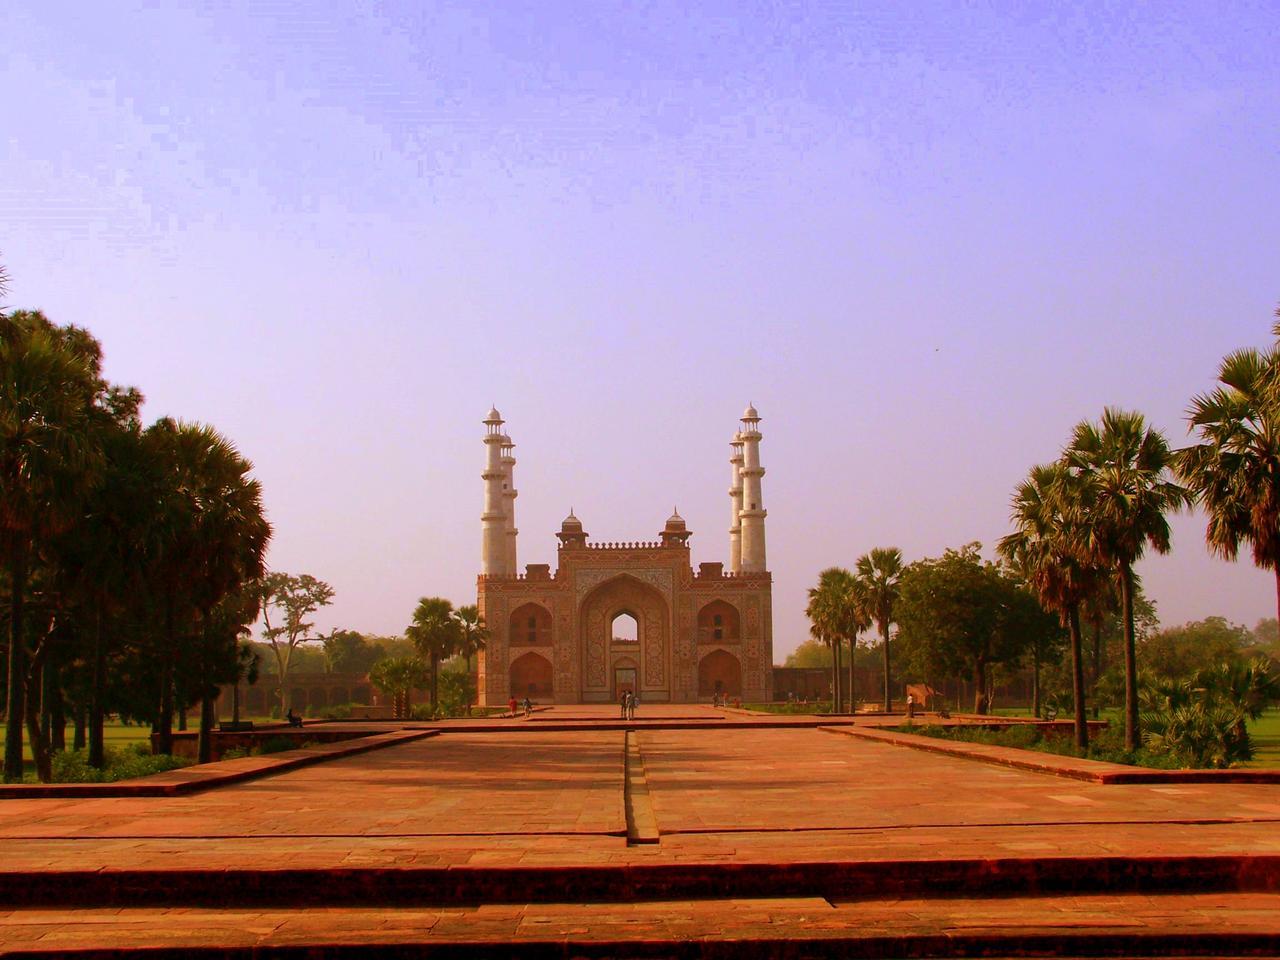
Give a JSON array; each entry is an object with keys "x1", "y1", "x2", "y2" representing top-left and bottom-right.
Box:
[
  {"x1": 4, "y1": 716, "x2": 1280, "y2": 953},
  {"x1": 0, "y1": 731, "x2": 625, "y2": 839},
  {"x1": 0, "y1": 729, "x2": 439, "y2": 799},
  {"x1": 638, "y1": 727, "x2": 1280, "y2": 833},
  {"x1": 829, "y1": 723, "x2": 1280, "y2": 783},
  {"x1": 4, "y1": 892, "x2": 1280, "y2": 956}
]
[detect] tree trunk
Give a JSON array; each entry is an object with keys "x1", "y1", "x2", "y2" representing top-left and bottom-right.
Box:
[
  {"x1": 430, "y1": 656, "x2": 440, "y2": 711},
  {"x1": 89, "y1": 605, "x2": 105, "y2": 768},
  {"x1": 881, "y1": 620, "x2": 892, "y2": 712},
  {"x1": 232, "y1": 683, "x2": 241, "y2": 726},
  {"x1": 178, "y1": 705, "x2": 188, "y2": 732},
  {"x1": 1031, "y1": 641, "x2": 1042, "y2": 719},
  {"x1": 828, "y1": 640, "x2": 838, "y2": 712},
  {"x1": 464, "y1": 654, "x2": 473, "y2": 716},
  {"x1": 1068, "y1": 602, "x2": 1089, "y2": 752},
  {"x1": 847, "y1": 636, "x2": 856, "y2": 714},
  {"x1": 24, "y1": 651, "x2": 51, "y2": 782},
  {"x1": 157, "y1": 600, "x2": 175, "y2": 755},
  {"x1": 48, "y1": 665, "x2": 66, "y2": 754},
  {"x1": 4, "y1": 550, "x2": 28, "y2": 782},
  {"x1": 1120, "y1": 562, "x2": 1139, "y2": 752},
  {"x1": 73, "y1": 711, "x2": 86, "y2": 752},
  {"x1": 1091, "y1": 618, "x2": 1103, "y2": 719},
  {"x1": 197, "y1": 694, "x2": 215, "y2": 764},
  {"x1": 832, "y1": 639, "x2": 842, "y2": 713},
  {"x1": 973, "y1": 659, "x2": 989, "y2": 714}
]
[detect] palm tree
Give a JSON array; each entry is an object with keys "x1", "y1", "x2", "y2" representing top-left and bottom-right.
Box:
[
  {"x1": 454, "y1": 605, "x2": 488, "y2": 716},
  {"x1": 1174, "y1": 329, "x2": 1280, "y2": 623},
  {"x1": 142, "y1": 419, "x2": 271, "y2": 755},
  {"x1": 806, "y1": 568, "x2": 845, "y2": 711},
  {"x1": 1065, "y1": 408, "x2": 1192, "y2": 751},
  {"x1": 53, "y1": 407, "x2": 147, "y2": 768},
  {"x1": 370, "y1": 656, "x2": 429, "y2": 718},
  {"x1": 0, "y1": 311, "x2": 102, "y2": 781},
  {"x1": 998, "y1": 462, "x2": 1103, "y2": 749},
  {"x1": 407, "y1": 597, "x2": 460, "y2": 710},
  {"x1": 855, "y1": 548, "x2": 903, "y2": 712}
]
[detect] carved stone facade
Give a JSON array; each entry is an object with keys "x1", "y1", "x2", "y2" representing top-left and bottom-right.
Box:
[
  {"x1": 476, "y1": 406, "x2": 773, "y2": 705},
  {"x1": 478, "y1": 535, "x2": 773, "y2": 704}
]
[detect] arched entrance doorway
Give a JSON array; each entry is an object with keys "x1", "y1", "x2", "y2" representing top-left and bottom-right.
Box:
[
  {"x1": 579, "y1": 575, "x2": 670, "y2": 703},
  {"x1": 510, "y1": 652, "x2": 554, "y2": 700},
  {"x1": 698, "y1": 649, "x2": 742, "y2": 699}
]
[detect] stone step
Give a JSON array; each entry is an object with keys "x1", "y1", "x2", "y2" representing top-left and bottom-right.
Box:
[
  {"x1": 6, "y1": 853, "x2": 1279, "y2": 909},
  {"x1": 4, "y1": 891, "x2": 1280, "y2": 957}
]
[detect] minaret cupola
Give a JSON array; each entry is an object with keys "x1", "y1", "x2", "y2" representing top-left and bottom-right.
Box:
[{"x1": 661, "y1": 507, "x2": 691, "y2": 546}]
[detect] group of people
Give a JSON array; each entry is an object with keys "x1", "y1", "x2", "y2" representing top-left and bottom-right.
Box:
[
  {"x1": 507, "y1": 696, "x2": 534, "y2": 718},
  {"x1": 618, "y1": 689, "x2": 640, "y2": 719}
]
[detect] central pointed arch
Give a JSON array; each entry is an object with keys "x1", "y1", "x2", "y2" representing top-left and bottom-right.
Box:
[{"x1": 579, "y1": 574, "x2": 670, "y2": 702}]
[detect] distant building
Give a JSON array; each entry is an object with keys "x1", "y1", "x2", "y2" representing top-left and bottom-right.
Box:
[{"x1": 476, "y1": 406, "x2": 774, "y2": 704}]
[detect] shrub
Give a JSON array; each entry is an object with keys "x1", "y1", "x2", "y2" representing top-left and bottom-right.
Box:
[
  {"x1": 50, "y1": 745, "x2": 192, "y2": 784},
  {"x1": 257, "y1": 736, "x2": 297, "y2": 755},
  {"x1": 219, "y1": 746, "x2": 250, "y2": 761}
]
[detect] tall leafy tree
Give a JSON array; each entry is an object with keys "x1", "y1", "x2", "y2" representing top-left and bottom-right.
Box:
[
  {"x1": 1174, "y1": 319, "x2": 1280, "y2": 623},
  {"x1": 896, "y1": 545, "x2": 1058, "y2": 714},
  {"x1": 998, "y1": 462, "x2": 1103, "y2": 749},
  {"x1": 1065, "y1": 408, "x2": 1192, "y2": 750},
  {"x1": 407, "y1": 597, "x2": 460, "y2": 709},
  {"x1": 256, "y1": 572, "x2": 334, "y2": 712},
  {"x1": 0, "y1": 311, "x2": 104, "y2": 781},
  {"x1": 321, "y1": 629, "x2": 381, "y2": 675},
  {"x1": 855, "y1": 548, "x2": 903, "y2": 712}
]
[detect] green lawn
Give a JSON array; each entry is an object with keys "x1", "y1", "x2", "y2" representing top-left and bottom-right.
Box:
[
  {"x1": 0, "y1": 717, "x2": 285, "y2": 763},
  {"x1": 1247, "y1": 709, "x2": 1280, "y2": 768}
]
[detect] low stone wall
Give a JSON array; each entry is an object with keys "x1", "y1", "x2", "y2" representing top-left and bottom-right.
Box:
[{"x1": 154, "y1": 725, "x2": 371, "y2": 762}]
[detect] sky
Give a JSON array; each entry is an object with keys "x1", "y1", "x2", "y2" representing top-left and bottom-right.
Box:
[{"x1": 3, "y1": 1, "x2": 1279, "y2": 659}]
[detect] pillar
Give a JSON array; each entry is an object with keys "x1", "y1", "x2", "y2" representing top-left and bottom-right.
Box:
[
  {"x1": 738, "y1": 404, "x2": 767, "y2": 572},
  {"x1": 729, "y1": 432, "x2": 744, "y2": 573},
  {"x1": 481, "y1": 407, "x2": 508, "y2": 576},
  {"x1": 502, "y1": 434, "x2": 518, "y2": 575}
]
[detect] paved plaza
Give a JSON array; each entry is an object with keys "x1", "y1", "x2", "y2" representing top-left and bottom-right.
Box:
[{"x1": 2, "y1": 705, "x2": 1280, "y2": 955}]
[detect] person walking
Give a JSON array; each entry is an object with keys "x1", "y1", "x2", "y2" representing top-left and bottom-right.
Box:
[
  {"x1": 628, "y1": 690, "x2": 639, "y2": 720},
  {"x1": 619, "y1": 689, "x2": 629, "y2": 719}
]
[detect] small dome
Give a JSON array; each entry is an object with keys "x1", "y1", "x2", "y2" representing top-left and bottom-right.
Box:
[
  {"x1": 561, "y1": 510, "x2": 583, "y2": 530},
  {"x1": 742, "y1": 403, "x2": 759, "y2": 420},
  {"x1": 485, "y1": 406, "x2": 503, "y2": 422},
  {"x1": 665, "y1": 508, "x2": 686, "y2": 528}
]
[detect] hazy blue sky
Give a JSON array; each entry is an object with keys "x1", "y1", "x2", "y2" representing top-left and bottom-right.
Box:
[{"x1": 4, "y1": 1, "x2": 1279, "y2": 657}]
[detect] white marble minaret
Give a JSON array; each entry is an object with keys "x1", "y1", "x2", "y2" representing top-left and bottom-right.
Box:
[
  {"x1": 737, "y1": 404, "x2": 767, "y2": 573},
  {"x1": 501, "y1": 433, "x2": 518, "y2": 575},
  {"x1": 481, "y1": 407, "x2": 509, "y2": 576},
  {"x1": 728, "y1": 431, "x2": 744, "y2": 573}
]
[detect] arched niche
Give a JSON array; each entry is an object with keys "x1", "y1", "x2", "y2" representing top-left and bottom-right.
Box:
[
  {"x1": 698, "y1": 649, "x2": 742, "y2": 698},
  {"x1": 697, "y1": 600, "x2": 741, "y2": 644},
  {"x1": 510, "y1": 651, "x2": 554, "y2": 699},
  {"x1": 510, "y1": 602, "x2": 553, "y2": 646},
  {"x1": 579, "y1": 574, "x2": 670, "y2": 699}
]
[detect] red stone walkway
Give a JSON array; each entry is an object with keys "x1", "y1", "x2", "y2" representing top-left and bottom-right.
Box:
[
  {"x1": 2, "y1": 705, "x2": 1280, "y2": 955},
  {"x1": 5, "y1": 891, "x2": 1280, "y2": 956}
]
